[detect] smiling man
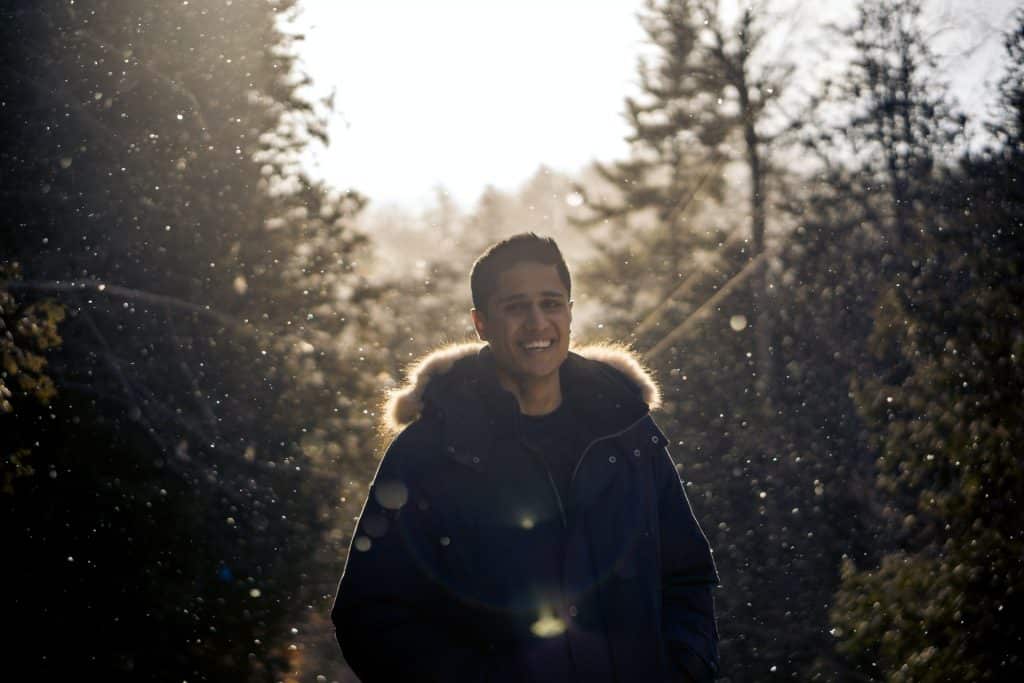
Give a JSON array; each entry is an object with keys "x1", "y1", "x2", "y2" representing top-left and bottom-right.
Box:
[{"x1": 331, "y1": 233, "x2": 720, "y2": 682}]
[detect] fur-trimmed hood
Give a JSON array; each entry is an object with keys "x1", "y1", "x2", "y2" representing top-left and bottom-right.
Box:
[{"x1": 382, "y1": 341, "x2": 661, "y2": 435}]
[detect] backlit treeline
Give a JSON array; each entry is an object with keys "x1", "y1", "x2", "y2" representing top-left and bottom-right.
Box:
[{"x1": 569, "y1": 1, "x2": 1022, "y2": 680}]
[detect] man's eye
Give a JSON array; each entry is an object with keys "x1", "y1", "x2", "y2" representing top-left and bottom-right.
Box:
[{"x1": 542, "y1": 300, "x2": 563, "y2": 309}]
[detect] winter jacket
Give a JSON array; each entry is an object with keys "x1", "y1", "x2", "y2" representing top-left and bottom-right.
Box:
[{"x1": 331, "y1": 343, "x2": 720, "y2": 682}]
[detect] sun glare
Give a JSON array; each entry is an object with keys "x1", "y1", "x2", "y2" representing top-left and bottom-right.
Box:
[
  {"x1": 292, "y1": 0, "x2": 644, "y2": 207},
  {"x1": 293, "y1": 0, "x2": 1017, "y2": 209}
]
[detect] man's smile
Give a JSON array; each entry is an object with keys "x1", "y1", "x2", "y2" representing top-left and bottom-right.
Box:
[{"x1": 521, "y1": 339, "x2": 555, "y2": 351}]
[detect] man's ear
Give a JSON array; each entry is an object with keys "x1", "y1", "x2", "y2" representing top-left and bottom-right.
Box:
[{"x1": 471, "y1": 308, "x2": 488, "y2": 341}]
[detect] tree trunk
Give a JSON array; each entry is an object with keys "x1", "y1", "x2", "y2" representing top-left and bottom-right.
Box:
[{"x1": 741, "y1": 94, "x2": 774, "y2": 418}]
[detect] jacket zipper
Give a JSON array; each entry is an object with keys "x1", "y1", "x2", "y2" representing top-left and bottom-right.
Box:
[
  {"x1": 562, "y1": 412, "x2": 651, "y2": 527},
  {"x1": 546, "y1": 467, "x2": 568, "y2": 528},
  {"x1": 524, "y1": 409, "x2": 651, "y2": 672},
  {"x1": 522, "y1": 411, "x2": 651, "y2": 529},
  {"x1": 519, "y1": 436, "x2": 570, "y2": 528}
]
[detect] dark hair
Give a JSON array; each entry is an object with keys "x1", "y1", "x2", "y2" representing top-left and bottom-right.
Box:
[{"x1": 470, "y1": 232, "x2": 572, "y2": 311}]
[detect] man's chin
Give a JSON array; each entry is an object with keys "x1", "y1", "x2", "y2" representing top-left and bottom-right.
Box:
[{"x1": 514, "y1": 353, "x2": 567, "y2": 377}]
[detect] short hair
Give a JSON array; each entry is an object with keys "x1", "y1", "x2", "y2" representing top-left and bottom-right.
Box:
[{"x1": 470, "y1": 232, "x2": 572, "y2": 312}]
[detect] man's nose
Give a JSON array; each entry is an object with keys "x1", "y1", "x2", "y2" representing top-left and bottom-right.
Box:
[{"x1": 525, "y1": 303, "x2": 545, "y2": 328}]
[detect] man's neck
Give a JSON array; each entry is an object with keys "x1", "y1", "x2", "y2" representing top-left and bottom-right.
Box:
[{"x1": 496, "y1": 370, "x2": 563, "y2": 416}]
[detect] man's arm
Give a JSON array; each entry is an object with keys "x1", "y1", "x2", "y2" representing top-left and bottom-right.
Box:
[
  {"x1": 651, "y1": 425, "x2": 721, "y2": 682},
  {"x1": 330, "y1": 425, "x2": 512, "y2": 682}
]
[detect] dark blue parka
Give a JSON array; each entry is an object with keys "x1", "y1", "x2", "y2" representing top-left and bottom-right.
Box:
[{"x1": 332, "y1": 344, "x2": 720, "y2": 682}]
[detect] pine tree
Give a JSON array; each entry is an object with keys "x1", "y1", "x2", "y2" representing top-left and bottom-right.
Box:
[
  {"x1": 576, "y1": 0, "x2": 792, "y2": 413},
  {"x1": 580, "y1": 0, "x2": 728, "y2": 278},
  {"x1": 832, "y1": 138, "x2": 1024, "y2": 683},
  {"x1": 0, "y1": 1, "x2": 375, "y2": 679},
  {"x1": 830, "y1": 8, "x2": 1024, "y2": 681}
]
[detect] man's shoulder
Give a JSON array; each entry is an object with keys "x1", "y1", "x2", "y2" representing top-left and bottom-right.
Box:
[
  {"x1": 380, "y1": 342, "x2": 484, "y2": 435},
  {"x1": 566, "y1": 344, "x2": 662, "y2": 411},
  {"x1": 376, "y1": 408, "x2": 458, "y2": 487},
  {"x1": 383, "y1": 409, "x2": 442, "y2": 459}
]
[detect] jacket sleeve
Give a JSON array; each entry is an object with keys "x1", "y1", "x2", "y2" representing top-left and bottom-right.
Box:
[
  {"x1": 330, "y1": 424, "x2": 515, "y2": 683},
  {"x1": 651, "y1": 423, "x2": 721, "y2": 682}
]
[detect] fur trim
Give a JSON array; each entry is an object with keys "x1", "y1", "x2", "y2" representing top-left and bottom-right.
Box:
[
  {"x1": 381, "y1": 341, "x2": 661, "y2": 434},
  {"x1": 382, "y1": 342, "x2": 484, "y2": 433},
  {"x1": 572, "y1": 342, "x2": 662, "y2": 411}
]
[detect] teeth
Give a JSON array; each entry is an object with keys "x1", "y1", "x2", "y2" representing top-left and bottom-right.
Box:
[{"x1": 522, "y1": 340, "x2": 552, "y2": 350}]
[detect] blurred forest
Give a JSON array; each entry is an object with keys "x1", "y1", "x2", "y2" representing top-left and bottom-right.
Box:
[{"x1": 1, "y1": 0, "x2": 1021, "y2": 681}]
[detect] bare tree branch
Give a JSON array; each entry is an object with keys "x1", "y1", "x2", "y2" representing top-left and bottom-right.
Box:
[
  {"x1": 645, "y1": 251, "x2": 767, "y2": 361},
  {"x1": 5, "y1": 279, "x2": 249, "y2": 331},
  {"x1": 631, "y1": 227, "x2": 749, "y2": 340},
  {"x1": 77, "y1": 306, "x2": 176, "y2": 456}
]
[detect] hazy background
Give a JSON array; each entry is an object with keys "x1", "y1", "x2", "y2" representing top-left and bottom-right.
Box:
[{"x1": 3, "y1": 1, "x2": 1023, "y2": 681}]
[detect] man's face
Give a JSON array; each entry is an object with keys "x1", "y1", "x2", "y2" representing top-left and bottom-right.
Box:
[{"x1": 472, "y1": 261, "x2": 572, "y2": 385}]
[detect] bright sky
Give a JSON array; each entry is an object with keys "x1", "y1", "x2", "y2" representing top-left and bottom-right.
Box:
[
  {"x1": 293, "y1": 0, "x2": 645, "y2": 210},
  {"x1": 293, "y1": 0, "x2": 1018, "y2": 212}
]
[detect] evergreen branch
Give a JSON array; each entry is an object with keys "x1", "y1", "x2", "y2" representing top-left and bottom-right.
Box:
[
  {"x1": 72, "y1": 27, "x2": 212, "y2": 135},
  {"x1": 0, "y1": 64, "x2": 126, "y2": 151},
  {"x1": 661, "y1": 152, "x2": 728, "y2": 232}
]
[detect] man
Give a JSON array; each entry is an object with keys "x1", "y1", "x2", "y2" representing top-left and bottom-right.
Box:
[{"x1": 331, "y1": 233, "x2": 719, "y2": 682}]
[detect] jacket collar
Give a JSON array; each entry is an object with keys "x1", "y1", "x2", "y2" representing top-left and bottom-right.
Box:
[{"x1": 382, "y1": 342, "x2": 661, "y2": 469}]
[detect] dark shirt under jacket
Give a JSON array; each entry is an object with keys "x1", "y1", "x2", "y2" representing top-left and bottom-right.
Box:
[
  {"x1": 517, "y1": 398, "x2": 585, "y2": 513},
  {"x1": 514, "y1": 398, "x2": 588, "y2": 682}
]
